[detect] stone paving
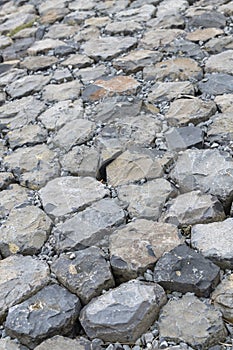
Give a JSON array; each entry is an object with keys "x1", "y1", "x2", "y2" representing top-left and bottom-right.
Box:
[{"x1": 0, "y1": 0, "x2": 233, "y2": 349}]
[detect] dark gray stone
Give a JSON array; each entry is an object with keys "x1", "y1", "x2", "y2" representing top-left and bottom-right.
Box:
[
  {"x1": 188, "y1": 11, "x2": 227, "y2": 28},
  {"x1": 51, "y1": 247, "x2": 115, "y2": 304},
  {"x1": 165, "y1": 39, "x2": 206, "y2": 60},
  {"x1": 165, "y1": 126, "x2": 204, "y2": 151},
  {"x1": 154, "y1": 244, "x2": 220, "y2": 297},
  {"x1": 5, "y1": 284, "x2": 81, "y2": 349},
  {"x1": 79, "y1": 280, "x2": 167, "y2": 343},
  {"x1": 198, "y1": 74, "x2": 233, "y2": 95}
]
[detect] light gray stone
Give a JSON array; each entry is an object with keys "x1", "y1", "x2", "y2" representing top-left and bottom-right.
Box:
[
  {"x1": 38, "y1": 99, "x2": 83, "y2": 131},
  {"x1": 0, "y1": 172, "x2": 14, "y2": 190},
  {"x1": 3, "y1": 144, "x2": 60, "y2": 190},
  {"x1": 165, "y1": 126, "x2": 204, "y2": 150},
  {"x1": 191, "y1": 218, "x2": 233, "y2": 269},
  {"x1": 75, "y1": 65, "x2": 107, "y2": 84},
  {"x1": 215, "y1": 94, "x2": 233, "y2": 113},
  {"x1": 105, "y1": 21, "x2": 142, "y2": 36},
  {"x1": 158, "y1": 294, "x2": 227, "y2": 349},
  {"x1": 27, "y1": 38, "x2": 68, "y2": 55},
  {"x1": 110, "y1": 219, "x2": 181, "y2": 282},
  {"x1": 7, "y1": 124, "x2": 48, "y2": 149},
  {"x1": 20, "y1": 55, "x2": 58, "y2": 71},
  {"x1": 115, "y1": 4, "x2": 156, "y2": 22},
  {"x1": 160, "y1": 191, "x2": 225, "y2": 226},
  {"x1": 170, "y1": 149, "x2": 233, "y2": 208},
  {"x1": 204, "y1": 37, "x2": 233, "y2": 54},
  {"x1": 42, "y1": 80, "x2": 82, "y2": 102},
  {"x1": 0, "y1": 255, "x2": 50, "y2": 322},
  {"x1": 5, "y1": 284, "x2": 81, "y2": 349},
  {"x1": 39, "y1": 176, "x2": 109, "y2": 219},
  {"x1": 117, "y1": 178, "x2": 177, "y2": 220},
  {"x1": 82, "y1": 36, "x2": 137, "y2": 61},
  {"x1": 0, "y1": 206, "x2": 52, "y2": 257},
  {"x1": 0, "y1": 183, "x2": 32, "y2": 218},
  {"x1": 61, "y1": 53, "x2": 93, "y2": 68},
  {"x1": 53, "y1": 198, "x2": 125, "y2": 252},
  {"x1": 139, "y1": 29, "x2": 183, "y2": 49},
  {"x1": 205, "y1": 50, "x2": 233, "y2": 75},
  {"x1": 6, "y1": 74, "x2": 51, "y2": 99},
  {"x1": 34, "y1": 336, "x2": 90, "y2": 350},
  {"x1": 211, "y1": 274, "x2": 233, "y2": 323},
  {"x1": 45, "y1": 23, "x2": 78, "y2": 39},
  {"x1": 147, "y1": 82, "x2": 195, "y2": 103},
  {"x1": 52, "y1": 68, "x2": 73, "y2": 83},
  {"x1": 51, "y1": 246, "x2": 115, "y2": 304},
  {"x1": 156, "y1": 0, "x2": 188, "y2": 18},
  {"x1": 80, "y1": 279, "x2": 167, "y2": 343},
  {"x1": 0, "y1": 339, "x2": 21, "y2": 350},
  {"x1": 207, "y1": 113, "x2": 233, "y2": 143},
  {"x1": 0, "y1": 68, "x2": 26, "y2": 88},
  {"x1": 0, "y1": 12, "x2": 36, "y2": 35}
]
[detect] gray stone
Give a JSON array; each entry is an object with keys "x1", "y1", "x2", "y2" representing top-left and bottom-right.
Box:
[
  {"x1": 207, "y1": 113, "x2": 233, "y2": 144},
  {"x1": 117, "y1": 178, "x2": 177, "y2": 220},
  {"x1": 160, "y1": 191, "x2": 225, "y2": 226},
  {"x1": 204, "y1": 37, "x2": 233, "y2": 54},
  {"x1": 211, "y1": 274, "x2": 233, "y2": 323},
  {"x1": 105, "y1": 21, "x2": 142, "y2": 36},
  {"x1": 154, "y1": 244, "x2": 220, "y2": 297},
  {"x1": 51, "y1": 119, "x2": 96, "y2": 152},
  {"x1": 0, "y1": 12, "x2": 36, "y2": 35},
  {"x1": 0, "y1": 68, "x2": 25, "y2": 88},
  {"x1": 147, "y1": 13, "x2": 185, "y2": 29},
  {"x1": 0, "y1": 183, "x2": 32, "y2": 218},
  {"x1": 143, "y1": 57, "x2": 203, "y2": 82},
  {"x1": 42, "y1": 80, "x2": 82, "y2": 102},
  {"x1": 51, "y1": 246, "x2": 115, "y2": 304},
  {"x1": 0, "y1": 172, "x2": 14, "y2": 190},
  {"x1": 165, "y1": 126, "x2": 204, "y2": 150},
  {"x1": 53, "y1": 198, "x2": 125, "y2": 252},
  {"x1": 115, "y1": 4, "x2": 156, "y2": 22},
  {"x1": 165, "y1": 39, "x2": 206, "y2": 60},
  {"x1": 79, "y1": 280, "x2": 167, "y2": 343},
  {"x1": 39, "y1": 176, "x2": 109, "y2": 219},
  {"x1": 45, "y1": 23, "x2": 78, "y2": 40},
  {"x1": 0, "y1": 255, "x2": 49, "y2": 321},
  {"x1": 0, "y1": 339, "x2": 21, "y2": 350},
  {"x1": 205, "y1": 50, "x2": 233, "y2": 75},
  {"x1": 82, "y1": 36, "x2": 137, "y2": 61},
  {"x1": 109, "y1": 219, "x2": 181, "y2": 283},
  {"x1": 38, "y1": 99, "x2": 83, "y2": 131},
  {"x1": 64, "y1": 10, "x2": 95, "y2": 26},
  {"x1": 0, "y1": 96, "x2": 45, "y2": 130},
  {"x1": 34, "y1": 335, "x2": 91, "y2": 350},
  {"x1": 6, "y1": 74, "x2": 51, "y2": 99},
  {"x1": 113, "y1": 49, "x2": 162, "y2": 74},
  {"x1": 156, "y1": 0, "x2": 188, "y2": 18},
  {"x1": 27, "y1": 38, "x2": 68, "y2": 55},
  {"x1": 188, "y1": 11, "x2": 226, "y2": 28},
  {"x1": 60, "y1": 145, "x2": 99, "y2": 177},
  {"x1": 170, "y1": 149, "x2": 233, "y2": 208},
  {"x1": 139, "y1": 29, "x2": 183, "y2": 50},
  {"x1": 75, "y1": 65, "x2": 108, "y2": 84},
  {"x1": 5, "y1": 284, "x2": 81, "y2": 349},
  {"x1": 158, "y1": 294, "x2": 227, "y2": 349},
  {"x1": 0, "y1": 206, "x2": 52, "y2": 257},
  {"x1": 107, "y1": 149, "x2": 164, "y2": 187},
  {"x1": 68, "y1": 0, "x2": 96, "y2": 11},
  {"x1": 52, "y1": 68, "x2": 73, "y2": 83},
  {"x1": 61, "y1": 53, "x2": 93, "y2": 69},
  {"x1": 3, "y1": 144, "x2": 60, "y2": 190},
  {"x1": 186, "y1": 28, "x2": 224, "y2": 43},
  {"x1": 191, "y1": 218, "x2": 233, "y2": 269},
  {"x1": 214, "y1": 94, "x2": 233, "y2": 113},
  {"x1": 7, "y1": 124, "x2": 48, "y2": 149},
  {"x1": 147, "y1": 82, "x2": 195, "y2": 103},
  {"x1": 198, "y1": 74, "x2": 233, "y2": 95},
  {"x1": 20, "y1": 55, "x2": 58, "y2": 71}
]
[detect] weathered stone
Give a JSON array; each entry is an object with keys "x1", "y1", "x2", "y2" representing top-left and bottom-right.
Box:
[
  {"x1": 110, "y1": 219, "x2": 181, "y2": 282},
  {"x1": 107, "y1": 149, "x2": 164, "y2": 187},
  {"x1": 61, "y1": 54, "x2": 93, "y2": 69},
  {"x1": 205, "y1": 50, "x2": 233, "y2": 75},
  {"x1": 170, "y1": 149, "x2": 233, "y2": 207},
  {"x1": 75, "y1": 65, "x2": 107, "y2": 84},
  {"x1": 218, "y1": 2, "x2": 233, "y2": 15},
  {"x1": 0, "y1": 206, "x2": 52, "y2": 257},
  {"x1": 68, "y1": 0, "x2": 96, "y2": 11},
  {"x1": 45, "y1": 23, "x2": 78, "y2": 40},
  {"x1": 158, "y1": 294, "x2": 227, "y2": 349},
  {"x1": 215, "y1": 94, "x2": 233, "y2": 113},
  {"x1": 165, "y1": 39, "x2": 206, "y2": 60},
  {"x1": 42, "y1": 80, "x2": 82, "y2": 102},
  {"x1": 73, "y1": 26, "x2": 100, "y2": 43},
  {"x1": 0, "y1": 183, "x2": 32, "y2": 218},
  {"x1": 204, "y1": 37, "x2": 233, "y2": 54},
  {"x1": 188, "y1": 11, "x2": 226, "y2": 28},
  {"x1": 147, "y1": 13, "x2": 185, "y2": 29},
  {"x1": 7, "y1": 124, "x2": 48, "y2": 149},
  {"x1": 51, "y1": 246, "x2": 115, "y2": 304},
  {"x1": 0, "y1": 172, "x2": 14, "y2": 190},
  {"x1": 139, "y1": 29, "x2": 183, "y2": 49},
  {"x1": 211, "y1": 274, "x2": 233, "y2": 323},
  {"x1": 82, "y1": 36, "x2": 137, "y2": 61},
  {"x1": 115, "y1": 4, "x2": 156, "y2": 22},
  {"x1": 60, "y1": 145, "x2": 99, "y2": 177},
  {"x1": 38, "y1": 99, "x2": 83, "y2": 131},
  {"x1": 160, "y1": 190, "x2": 225, "y2": 226},
  {"x1": 156, "y1": 0, "x2": 188, "y2": 17},
  {"x1": 154, "y1": 244, "x2": 220, "y2": 297},
  {"x1": 53, "y1": 198, "x2": 125, "y2": 251},
  {"x1": 207, "y1": 113, "x2": 233, "y2": 143},
  {"x1": 80, "y1": 280, "x2": 167, "y2": 343},
  {"x1": 82, "y1": 76, "x2": 140, "y2": 102},
  {"x1": 0, "y1": 338, "x2": 21, "y2": 349},
  {"x1": 28, "y1": 38, "x2": 68, "y2": 55},
  {"x1": 0, "y1": 255, "x2": 49, "y2": 321},
  {"x1": 5, "y1": 284, "x2": 81, "y2": 349},
  {"x1": 0, "y1": 12, "x2": 36, "y2": 35},
  {"x1": 20, "y1": 55, "x2": 58, "y2": 71},
  {"x1": 41, "y1": 8, "x2": 69, "y2": 24},
  {"x1": 39, "y1": 176, "x2": 109, "y2": 219},
  {"x1": 143, "y1": 57, "x2": 203, "y2": 82},
  {"x1": 105, "y1": 21, "x2": 142, "y2": 35},
  {"x1": 51, "y1": 119, "x2": 96, "y2": 152},
  {"x1": 34, "y1": 335, "x2": 91, "y2": 350},
  {"x1": 95, "y1": 0, "x2": 130, "y2": 13},
  {"x1": 165, "y1": 126, "x2": 204, "y2": 150},
  {"x1": 0, "y1": 90, "x2": 6, "y2": 105},
  {"x1": 117, "y1": 178, "x2": 177, "y2": 220},
  {"x1": 0, "y1": 68, "x2": 25, "y2": 88},
  {"x1": 147, "y1": 81, "x2": 195, "y2": 103},
  {"x1": 85, "y1": 16, "x2": 110, "y2": 28},
  {"x1": 113, "y1": 49, "x2": 162, "y2": 74},
  {"x1": 186, "y1": 28, "x2": 224, "y2": 42},
  {"x1": 6, "y1": 74, "x2": 51, "y2": 99},
  {"x1": 3, "y1": 144, "x2": 60, "y2": 190},
  {"x1": 0, "y1": 96, "x2": 45, "y2": 129},
  {"x1": 64, "y1": 10, "x2": 95, "y2": 26},
  {"x1": 198, "y1": 74, "x2": 233, "y2": 95},
  {"x1": 191, "y1": 218, "x2": 233, "y2": 269},
  {"x1": 52, "y1": 68, "x2": 73, "y2": 83}
]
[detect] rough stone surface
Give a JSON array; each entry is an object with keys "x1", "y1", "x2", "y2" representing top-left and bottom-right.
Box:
[
  {"x1": 110, "y1": 219, "x2": 181, "y2": 282},
  {"x1": 198, "y1": 73, "x2": 233, "y2": 95},
  {"x1": 0, "y1": 255, "x2": 49, "y2": 321},
  {"x1": 42, "y1": 80, "x2": 82, "y2": 102},
  {"x1": 34, "y1": 336, "x2": 90, "y2": 350},
  {"x1": 5, "y1": 284, "x2": 81, "y2": 348},
  {"x1": 6, "y1": 74, "x2": 51, "y2": 99},
  {"x1": 158, "y1": 294, "x2": 227, "y2": 349},
  {"x1": 154, "y1": 244, "x2": 220, "y2": 297},
  {"x1": 0, "y1": 184, "x2": 32, "y2": 218},
  {"x1": 147, "y1": 81, "x2": 195, "y2": 103},
  {"x1": 80, "y1": 280, "x2": 167, "y2": 343},
  {"x1": 51, "y1": 246, "x2": 115, "y2": 304},
  {"x1": 205, "y1": 50, "x2": 233, "y2": 75},
  {"x1": 39, "y1": 176, "x2": 109, "y2": 219},
  {"x1": 53, "y1": 198, "x2": 125, "y2": 252},
  {"x1": 0, "y1": 339, "x2": 21, "y2": 350},
  {"x1": 211, "y1": 274, "x2": 233, "y2": 323},
  {"x1": 165, "y1": 126, "x2": 204, "y2": 150},
  {"x1": 191, "y1": 218, "x2": 233, "y2": 269},
  {"x1": 160, "y1": 191, "x2": 225, "y2": 226}
]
